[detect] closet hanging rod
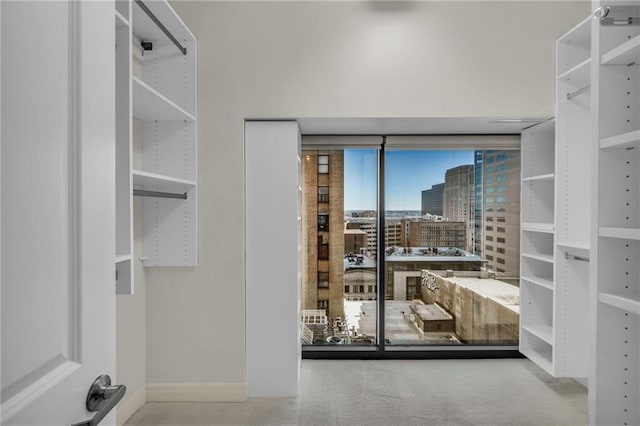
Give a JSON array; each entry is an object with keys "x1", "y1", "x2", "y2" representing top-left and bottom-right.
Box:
[
  {"x1": 134, "y1": 0, "x2": 187, "y2": 55},
  {"x1": 565, "y1": 252, "x2": 589, "y2": 263},
  {"x1": 567, "y1": 85, "x2": 590, "y2": 100},
  {"x1": 133, "y1": 189, "x2": 188, "y2": 200}
]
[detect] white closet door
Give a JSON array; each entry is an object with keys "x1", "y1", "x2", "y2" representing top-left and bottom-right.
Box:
[{"x1": 1, "y1": 1, "x2": 117, "y2": 424}]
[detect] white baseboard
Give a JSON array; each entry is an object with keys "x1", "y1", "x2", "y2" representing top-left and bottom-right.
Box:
[
  {"x1": 116, "y1": 385, "x2": 146, "y2": 426},
  {"x1": 146, "y1": 382, "x2": 248, "y2": 402}
]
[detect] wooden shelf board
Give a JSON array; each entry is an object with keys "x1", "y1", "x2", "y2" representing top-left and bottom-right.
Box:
[
  {"x1": 600, "y1": 130, "x2": 640, "y2": 150},
  {"x1": 116, "y1": 254, "x2": 132, "y2": 263},
  {"x1": 557, "y1": 57, "x2": 591, "y2": 84},
  {"x1": 522, "y1": 324, "x2": 553, "y2": 345},
  {"x1": 601, "y1": 34, "x2": 640, "y2": 66},
  {"x1": 522, "y1": 222, "x2": 555, "y2": 234},
  {"x1": 521, "y1": 276, "x2": 554, "y2": 291},
  {"x1": 522, "y1": 252, "x2": 555, "y2": 264},
  {"x1": 522, "y1": 173, "x2": 555, "y2": 182},
  {"x1": 599, "y1": 293, "x2": 640, "y2": 315},
  {"x1": 132, "y1": 77, "x2": 195, "y2": 122},
  {"x1": 132, "y1": 169, "x2": 196, "y2": 192},
  {"x1": 599, "y1": 227, "x2": 640, "y2": 241},
  {"x1": 115, "y1": 10, "x2": 129, "y2": 27}
]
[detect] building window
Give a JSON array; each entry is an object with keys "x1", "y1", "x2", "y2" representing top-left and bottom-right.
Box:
[
  {"x1": 486, "y1": 255, "x2": 494, "y2": 261},
  {"x1": 497, "y1": 268, "x2": 505, "y2": 273},
  {"x1": 486, "y1": 245, "x2": 494, "y2": 251},
  {"x1": 486, "y1": 216, "x2": 494, "y2": 222},
  {"x1": 359, "y1": 285, "x2": 365, "y2": 293},
  {"x1": 497, "y1": 186, "x2": 507, "y2": 192},
  {"x1": 486, "y1": 235, "x2": 493, "y2": 241},
  {"x1": 497, "y1": 175, "x2": 506, "y2": 182},
  {"x1": 318, "y1": 214, "x2": 329, "y2": 232},
  {"x1": 318, "y1": 186, "x2": 329, "y2": 203},
  {"x1": 496, "y1": 164, "x2": 506, "y2": 172},
  {"x1": 318, "y1": 155, "x2": 329, "y2": 174},
  {"x1": 497, "y1": 217, "x2": 506, "y2": 223},
  {"x1": 497, "y1": 247, "x2": 505, "y2": 254},
  {"x1": 496, "y1": 196, "x2": 506, "y2": 203},
  {"x1": 318, "y1": 272, "x2": 329, "y2": 288},
  {"x1": 486, "y1": 187, "x2": 495, "y2": 193},
  {"x1": 318, "y1": 300, "x2": 328, "y2": 309},
  {"x1": 318, "y1": 242, "x2": 329, "y2": 260},
  {"x1": 487, "y1": 177, "x2": 494, "y2": 184},
  {"x1": 486, "y1": 197, "x2": 494, "y2": 203},
  {"x1": 496, "y1": 153, "x2": 506, "y2": 162},
  {"x1": 486, "y1": 156, "x2": 495, "y2": 164},
  {"x1": 486, "y1": 226, "x2": 494, "y2": 231},
  {"x1": 497, "y1": 237, "x2": 506, "y2": 243},
  {"x1": 497, "y1": 258, "x2": 506, "y2": 264},
  {"x1": 486, "y1": 167, "x2": 494, "y2": 173},
  {"x1": 497, "y1": 227, "x2": 505, "y2": 233},
  {"x1": 344, "y1": 285, "x2": 349, "y2": 293}
]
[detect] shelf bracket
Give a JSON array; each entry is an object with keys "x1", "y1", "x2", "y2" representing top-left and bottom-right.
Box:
[
  {"x1": 564, "y1": 252, "x2": 589, "y2": 263},
  {"x1": 594, "y1": 6, "x2": 639, "y2": 26},
  {"x1": 134, "y1": 0, "x2": 187, "y2": 55},
  {"x1": 133, "y1": 189, "x2": 187, "y2": 200},
  {"x1": 566, "y1": 85, "x2": 590, "y2": 100}
]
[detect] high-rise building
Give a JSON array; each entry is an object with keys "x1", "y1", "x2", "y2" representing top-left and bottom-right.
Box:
[
  {"x1": 421, "y1": 183, "x2": 444, "y2": 216},
  {"x1": 444, "y1": 165, "x2": 475, "y2": 252},
  {"x1": 481, "y1": 150, "x2": 521, "y2": 276},
  {"x1": 473, "y1": 151, "x2": 484, "y2": 256},
  {"x1": 301, "y1": 150, "x2": 345, "y2": 319}
]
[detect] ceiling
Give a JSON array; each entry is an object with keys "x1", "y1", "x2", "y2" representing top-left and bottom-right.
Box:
[{"x1": 296, "y1": 117, "x2": 550, "y2": 135}]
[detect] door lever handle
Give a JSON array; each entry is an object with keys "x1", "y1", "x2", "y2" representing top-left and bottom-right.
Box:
[{"x1": 71, "y1": 375, "x2": 126, "y2": 426}]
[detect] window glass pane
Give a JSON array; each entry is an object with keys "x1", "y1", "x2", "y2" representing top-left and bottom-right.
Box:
[
  {"x1": 385, "y1": 149, "x2": 520, "y2": 347},
  {"x1": 302, "y1": 148, "x2": 377, "y2": 346}
]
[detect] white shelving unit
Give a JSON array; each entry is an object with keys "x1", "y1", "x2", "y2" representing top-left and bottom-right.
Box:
[
  {"x1": 520, "y1": 119, "x2": 556, "y2": 375},
  {"x1": 554, "y1": 16, "x2": 592, "y2": 380},
  {"x1": 591, "y1": 2, "x2": 640, "y2": 424},
  {"x1": 114, "y1": 0, "x2": 197, "y2": 293}
]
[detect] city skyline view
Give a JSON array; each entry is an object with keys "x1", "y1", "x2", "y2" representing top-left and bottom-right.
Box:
[{"x1": 344, "y1": 149, "x2": 475, "y2": 211}]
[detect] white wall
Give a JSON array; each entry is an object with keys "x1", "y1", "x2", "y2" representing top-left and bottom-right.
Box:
[{"x1": 138, "y1": 0, "x2": 589, "y2": 390}]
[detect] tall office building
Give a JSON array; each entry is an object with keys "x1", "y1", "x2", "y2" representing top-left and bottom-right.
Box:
[
  {"x1": 301, "y1": 150, "x2": 345, "y2": 319},
  {"x1": 421, "y1": 183, "x2": 445, "y2": 216},
  {"x1": 444, "y1": 165, "x2": 475, "y2": 252},
  {"x1": 481, "y1": 150, "x2": 521, "y2": 276},
  {"x1": 474, "y1": 151, "x2": 484, "y2": 256}
]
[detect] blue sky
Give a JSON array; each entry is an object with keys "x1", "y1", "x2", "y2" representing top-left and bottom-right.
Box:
[{"x1": 344, "y1": 150, "x2": 475, "y2": 211}]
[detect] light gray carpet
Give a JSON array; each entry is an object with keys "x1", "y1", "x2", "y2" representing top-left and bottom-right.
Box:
[{"x1": 126, "y1": 359, "x2": 588, "y2": 425}]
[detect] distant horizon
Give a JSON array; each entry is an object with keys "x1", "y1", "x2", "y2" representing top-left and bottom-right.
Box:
[{"x1": 344, "y1": 150, "x2": 475, "y2": 211}]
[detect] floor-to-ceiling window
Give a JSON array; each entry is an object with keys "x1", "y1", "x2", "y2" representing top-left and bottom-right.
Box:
[{"x1": 301, "y1": 136, "x2": 521, "y2": 353}]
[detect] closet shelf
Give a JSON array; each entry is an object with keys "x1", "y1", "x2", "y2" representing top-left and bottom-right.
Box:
[
  {"x1": 116, "y1": 254, "x2": 132, "y2": 263},
  {"x1": 132, "y1": 169, "x2": 196, "y2": 192},
  {"x1": 557, "y1": 58, "x2": 591, "y2": 86},
  {"x1": 521, "y1": 276, "x2": 554, "y2": 291},
  {"x1": 132, "y1": 77, "x2": 196, "y2": 122},
  {"x1": 556, "y1": 241, "x2": 590, "y2": 253},
  {"x1": 522, "y1": 173, "x2": 555, "y2": 182},
  {"x1": 599, "y1": 227, "x2": 640, "y2": 241},
  {"x1": 132, "y1": 0, "x2": 195, "y2": 49},
  {"x1": 522, "y1": 252, "x2": 555, "y2": 264},
  {"x1": 522, "y1": 222, "x2": 555, "y2": 234},
  {"x1": 599, "y1": 293, "x2": 640, "y2": 316},
  {"x1": 601, "y1": 34, "x2": 640, "y2": 66},
  {"x1": 116, "y1": 10, "x2": 129, "y2": 27},
  {"x1": 522, "y1": 324, "x2": 553, "y2": 345},
  {"x1": 520, "y1": 345, "x2": 553, "y2": 374},
  {"x1": 600, "y1": 130, "x2": 640, "y2": 150}
]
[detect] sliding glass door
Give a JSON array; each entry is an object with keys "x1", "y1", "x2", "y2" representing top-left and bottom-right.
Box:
[{"x1": 301, "y1": 137, "x2": 521, "y2": 353}]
